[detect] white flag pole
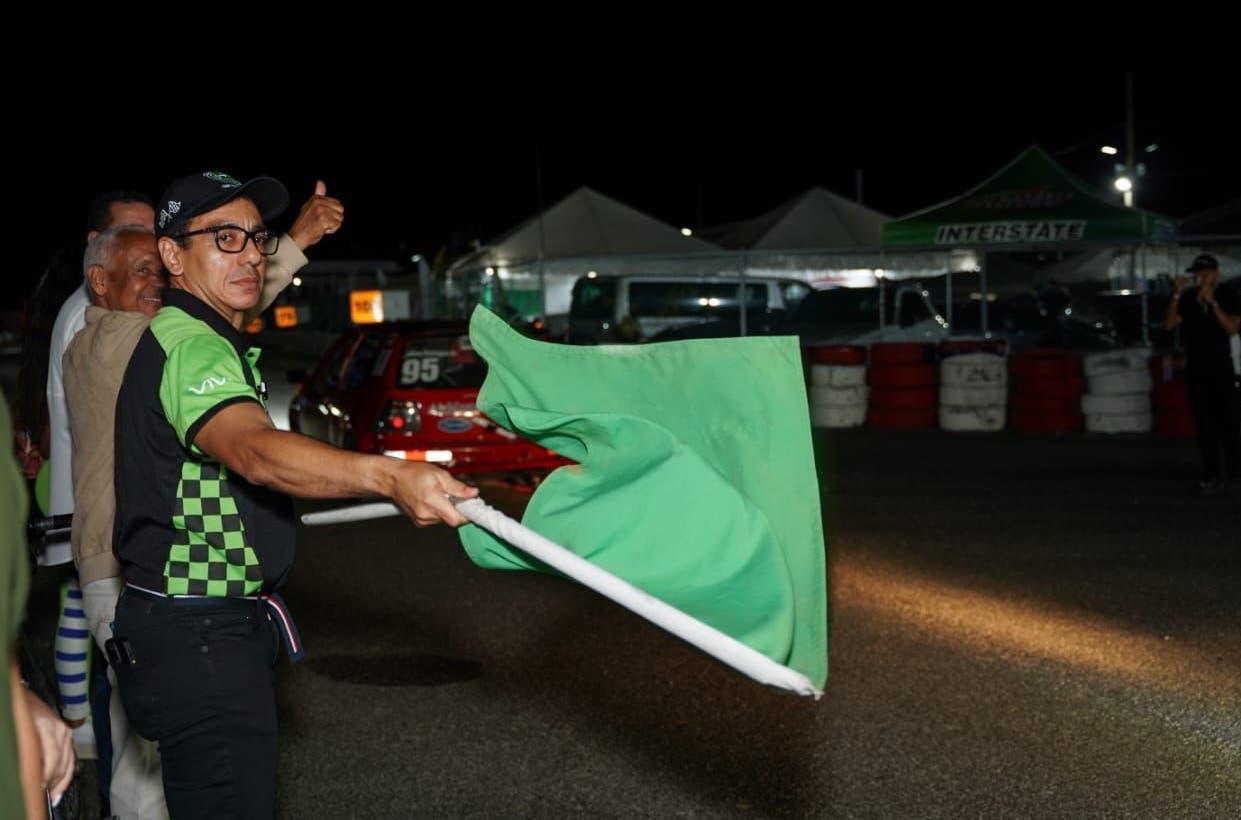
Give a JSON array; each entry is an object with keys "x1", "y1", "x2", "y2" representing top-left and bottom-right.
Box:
[
  {"x1": 301, "y1": 499, "x2": 821, "y2": 698},
  {"x1": 302, "y1": 502, "x2": 403, "y2": 525}
]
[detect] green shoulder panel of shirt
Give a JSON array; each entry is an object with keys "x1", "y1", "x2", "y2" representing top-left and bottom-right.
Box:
[
  {"x1": 0, "y1": 395, "x2": 28, "y2": 638},
  {"x1": 151, "y1": 306, "x2": 262, "y2": 455},
  {"x1": 0, "y1": 391, "x2": 30, "y2": 819}
]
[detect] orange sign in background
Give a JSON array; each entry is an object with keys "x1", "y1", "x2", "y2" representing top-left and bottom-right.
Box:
[
  {"x1": 351, "y1": 290, "x2": 383, "y2": 324},
  {"x1": 275, "y1": 305, "x2": 299, "y2": 328}
]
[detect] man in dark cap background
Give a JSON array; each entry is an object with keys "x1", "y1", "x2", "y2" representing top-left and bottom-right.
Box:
[
  {"x1": 1164, "y1": 253, "x2": 1241, "y2": 492},
  {"x1": 108, "y1": 170, "x2": 477, "y2": 819}
]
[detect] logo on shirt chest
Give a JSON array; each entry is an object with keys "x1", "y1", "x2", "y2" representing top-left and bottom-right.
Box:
[{"x1": 189, "y1": 376, "x2": 228, "y2": 395}]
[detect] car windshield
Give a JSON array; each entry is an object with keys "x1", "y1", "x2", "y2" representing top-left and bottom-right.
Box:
[
  {"x1": 343, "y1": 332, "x2": 388, "y2": 389},
  {"x1": 395, "y1": 334, "x2": 487, "y2": 389},
  {"x1": 628, "y1": 281, "x2": 767, "y2": 317}
]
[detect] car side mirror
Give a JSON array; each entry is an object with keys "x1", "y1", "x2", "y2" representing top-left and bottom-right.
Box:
[{"x1": 287, "y1": 369, "x2": 309, "y2": 384}]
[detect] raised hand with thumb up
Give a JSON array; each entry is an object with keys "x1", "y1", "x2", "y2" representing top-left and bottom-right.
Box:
[{"x1": 287, "y1": 179, "x2": 346, "y2": 250}]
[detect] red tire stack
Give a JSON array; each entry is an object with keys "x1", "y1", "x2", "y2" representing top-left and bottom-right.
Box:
[
  {"x1": 1151, "y1": 353, "x2": 1195, "y2": 439},
  {"x1": 1009, "y1": 348, "x2": 1082, "y2": 434},
  {"x1": 867, "y1": 343, "x2": 936, "y2": 430},
  {"x1": 805, "y1": 343, "x2": 867, "y2": 370}
]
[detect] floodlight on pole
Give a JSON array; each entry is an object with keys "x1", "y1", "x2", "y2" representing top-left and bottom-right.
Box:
[
  {"x1": 1123, "y1": 71, "x2": 1136, "y2": 208},
  {"x1": 1102, "y1": 72, "x2": 1140, "y2": 208}
]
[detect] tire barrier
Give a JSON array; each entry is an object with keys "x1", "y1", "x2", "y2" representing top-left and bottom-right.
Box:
[
  {"x1": 938, "y1": 338, "x2": 1009, "y2": 358},
  {"x1": 939, "y1": 404, "x2": 1006, "y2": 432},
  {"x1": 869, "y1": 342, "x2": 931, "y2": 366},
  {"x1": 1081, "y1": 347, "x2": 1152, "y2": 434},
  {"x1": 809, "y1": 364, "x2": 866, "y2": 388},
  {"x1": 807, "y1": 336, "x2": 1194, "y2": 440},
  {"x1": 1082, "y1": 348, "x2": 1152, "y2": 379},
  {"x1": 941, "y1": 384, "x2": 1008, "y2": 406},
  {"x1": 807, "y1": 345, "x2": 868, "y2": 366},
  {"x1": 1081, "y1": 393, "x2": 1150, "y2": 414},
  {"x1": 809, "y1": 384, "x2": 869, "y2": 406},
  {"x1": 869, "y1": 363, "x2": 937, "y2": 389},
  {"x1": 1009, "y1": 348, "x2": 1081, "y2": 434},
  {"x1": 939, "y1": 352, "x2": 1008, "y2": 387},
  {"x1": 810, "y1": 402, "x2": 867, "y2": 429},
  {"x1": 868, "y1": 343, "x2": 936, "y2": 430},
  {"x1": 1151, "y1": 353, "x2": 1195, "y2": 439},
  {"x1": 808, "y1": 361, "x2": 868, "y2": 428},
  {"x1": 1084, "y1": 411, "x2": 1153, "y2": 434},
  {"x1": 938, "y1": 352, "x2": 1007, "y2": 432}
]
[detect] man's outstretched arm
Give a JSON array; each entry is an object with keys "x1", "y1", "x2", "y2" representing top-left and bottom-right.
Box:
[{"x1": 194, "y1": 401, "x2": 476, "y2": 527}]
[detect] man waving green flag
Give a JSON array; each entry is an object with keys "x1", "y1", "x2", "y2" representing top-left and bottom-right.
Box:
[{"x1": 459, "y1": 306, "x2": 827, "y2": 690}]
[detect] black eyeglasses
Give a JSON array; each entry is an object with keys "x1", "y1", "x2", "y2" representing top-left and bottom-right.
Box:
[{"x1": 176, "y1": 225, "x2": 280, "y2": 256}]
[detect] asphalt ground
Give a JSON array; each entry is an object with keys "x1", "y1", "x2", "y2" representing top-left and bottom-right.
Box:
[
  {"x1": 276, "y1": 426, "x2": 1241, "y2": 819},
  {"x1": 285, "y1": 426, "x2": 1239, "y2": 819},
  {"x1": 17, "y1": 399, "x2": 1241, "y2": 818}
]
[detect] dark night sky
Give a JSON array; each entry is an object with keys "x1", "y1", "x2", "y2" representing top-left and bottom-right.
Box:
[{"x1": 4, "y1": 33, "x2": 1239, "y2": 310}]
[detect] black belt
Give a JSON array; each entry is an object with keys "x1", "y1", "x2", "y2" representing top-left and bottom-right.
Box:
[
  {"x1": 123, "y1": 583, "x2": 260, "y2": 609},
  {"x1": 123, "y1": 583, "x2": 305, "y2": 663}
]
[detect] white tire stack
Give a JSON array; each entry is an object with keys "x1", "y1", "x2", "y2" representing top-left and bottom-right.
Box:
[
  {"x1": 809, "y1": 363, "x2": 868, "y2": 428},
  {"x1": 938, "y1": 352, "x2": 1007, "y2": 432},
  {"x1": 1082, "y1": 348, "x2": 1152, "y2": 434}
]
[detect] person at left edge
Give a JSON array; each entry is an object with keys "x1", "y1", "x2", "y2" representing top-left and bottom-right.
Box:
[
  {"x1": 3, "y1": 385, "x2": 76, "y2": 819},
  {"x1": 110, "y1": 170, "x2": 476, "y2": 820}
]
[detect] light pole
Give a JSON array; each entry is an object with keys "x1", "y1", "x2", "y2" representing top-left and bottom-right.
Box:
[
  {"x1": 1123, "y1": 70, "x2": 1136, "y2": 208},
  {"x1": 1097, "y1": 71, "x2": 1163, "y2": 344},
  {"x1": 1100, "y1": 71, "x2": 1156, "y2": 209}
]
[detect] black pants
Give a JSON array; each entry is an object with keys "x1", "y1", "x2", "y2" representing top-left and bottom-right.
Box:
[
  {"x1": 113, "y1": 589, "x2": 280, "y2": 820},
  {"x1": 1187, "y1": 375, "x2": 1241, "y2": 482}
]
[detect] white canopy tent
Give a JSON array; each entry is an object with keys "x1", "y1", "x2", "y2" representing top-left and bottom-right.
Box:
[
  {"x1": 442, "y1": 186, "x2": 992, "y2": 328},
  {"x1": 445, "y1": 186, "x2": 721, "y2": 318},
  {"x1": 703, "y1": 187, "x2": 978, "y2": 288},
  {"x1": 707, "y1": 187, "x2": 888, "y2": 250}
]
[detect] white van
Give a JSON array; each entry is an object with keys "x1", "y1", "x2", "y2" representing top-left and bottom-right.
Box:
[{"x1": 566, "y1": 274, "x2": 812, "y2": 343}]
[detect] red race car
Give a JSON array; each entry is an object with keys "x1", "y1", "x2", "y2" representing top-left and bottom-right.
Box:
[{"x1": 288, "y1": 320, "x2": 568, "y2": 477}]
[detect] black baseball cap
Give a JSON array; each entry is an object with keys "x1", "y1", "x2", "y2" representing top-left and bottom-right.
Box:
[
  {"x1": 1185, "y1": 253, "x2": 1219, "y2": 273},
  {"x1": 155, "y1": 171, "x2": 289, "y2": 239}
]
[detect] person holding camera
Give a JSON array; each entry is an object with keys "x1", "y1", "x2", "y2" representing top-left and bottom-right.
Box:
[{"x1": 1164, "y1": 253, "x2": 1241, "y2": 492}]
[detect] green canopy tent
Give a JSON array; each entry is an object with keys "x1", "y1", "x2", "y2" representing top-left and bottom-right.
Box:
[{"x1": 881, "y1": 145, "x2": 1179, "y2": 339}]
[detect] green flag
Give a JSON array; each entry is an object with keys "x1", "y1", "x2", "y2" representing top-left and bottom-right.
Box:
[{"x1": 460, "y1": 306, "x2": 827, "y2": 689}]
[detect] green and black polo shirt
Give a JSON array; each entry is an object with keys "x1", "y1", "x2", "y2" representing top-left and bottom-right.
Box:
[{"x1": 114, "y1": 289, "x2": 294, "y2": 597}]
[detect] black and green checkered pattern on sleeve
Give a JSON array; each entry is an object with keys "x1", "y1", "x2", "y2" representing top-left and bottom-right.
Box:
[{"x1": 165, "y1": 461, "x2": 263, "y2": 596}]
